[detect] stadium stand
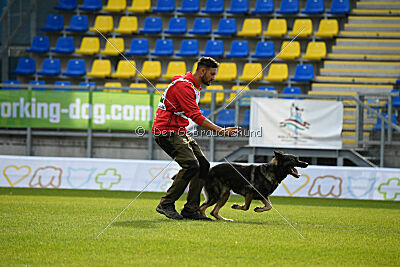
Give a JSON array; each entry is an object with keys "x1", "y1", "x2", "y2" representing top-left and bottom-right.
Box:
[
  {"x1": 162, "y1": 61, "x2": 187, "y2": 80},
  {"x1": 127, "y1": 0, "x2": 151, "y2": 12},
  {"x1": 164, "y1": 18, "x2": 187, "y2": 35},
  {"x1": 87, "y1": 59, "x2": 111, "y2": 78},
  {"x1": 238, "y1": 18, "x2": 262, "y2": 37},
  {"x1": 111, "y1": 60, "x2": 136, "y2": 79},
  {"x1": 264, "y1": 64, "x2": 288, "y2": 82},
  {"x1": 201, "y1": 40, "x2": 224, "y2": 57},
  {"x1": 66, "y1": 15, "x2": 89, "y2": 32},
  {"x1": 79, "y1": 0, "x2": 102, "y2": 11},
  {"x1": 201, "y1": 0, "x2": 224, "y2": 14},
  {"x1": 214, "y1": 62, "x2": 237, "y2": 81},
  {"x1": 26, "y1": 36, "x2": 49, "y2": 53},
  {"x1": 101, "y1": 37, "x2": 125, "y2": 56},
  {"x1": 239, "y1": 63, "x2": 263, "y2": 82},
  {"x1": 200, "y1": 85, "x2": 224, "y2": 104},
  {"x1": 277, "y1": 41, "x2": 301, "y2": 60},
  {"x1": 137, "y1": 61, "x2": 162, "y2": 79},
  {"x1": 152, "y1": 0, "x2": 175, "y2": 12},
  {"x1": 216, "y1": 109, "x2": 236, "y2": 127},
  {"x1": 189, "y1": 18, "x2": 212, "y2": 35},
  {"x1": 227, "y1": 0, "x2": 249, "y2": 14},
  {"x1": 276, "y1": 0, "x2": 299, "y2": 14},
  {"x1": 40, "y1": 14, "x2": 63, "y2": 32},
  {"x1": 129, "y1": 83, "x2": 148, "y2": 93},
  {"x1": 102, "y1": 0, "x2": 127, "y2": 12},
  {"x1": 89, "y1": 15, "x2": 113, "y2": 33},
  {"x1": 139, "y1": 17, "x2": 162, "y2": 34},
  {"x1": 263, "y1": 19, "x2": 287, "y2": 37},
  {"x1": 251, "y1": 41, "x2": 274, "y2": 58},
  {"x1": 37, "y1": 58, "x2": 61, "y2": 76},
  {"x1": 54, "y1": 0, "x2": 77, "y2": 11},
  {"x1": 151, "y1": 39, "x2": 174, "y2": 56},
  {"x1": 54, "y1": 81, "x2": 71, "y2": 91},
  {"x1": 291, "y1": 64, "x2": 314, "y2": 82},
  {"x1": 75, "y1": 37, "x2": 100, "y2": 55},
  {"x1": 114, "y1": 16, "x2": 138, "y2": 34},
  {"x1": 177, "y1": 0, "x2": 200, "y2": 13},
  {"x1": 302, "y1": 0, "x2": 324, "y2": 14},
  {"x1": 226, "y1": 41, "x2": 249, "y2": 58},
  {"x1": 125, "y1": 39, "x2": 149, "y2": 56},
  {"x1": 214, "y1": 18, "x2": 237, "y2": 36},
  {"x1": 62, "y1": 59, "x2": 86, "y2": 77},
  {"x1": 302, "y1": 42, "x2": 327, "y2": 60},
  {"x1": 176, "y1": 40, "x2": 198, "y2": 57},
  {"x1": 251, "y1": 0, "x2": 274, "y2": 14}
]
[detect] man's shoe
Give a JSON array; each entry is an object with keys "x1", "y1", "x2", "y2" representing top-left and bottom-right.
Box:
[
  {"x1": 181, "y1": 209, "x2": 213, "y2": 221},
  {"x1": 156, "y1": 203, "x2": 183, "y2": 220}
]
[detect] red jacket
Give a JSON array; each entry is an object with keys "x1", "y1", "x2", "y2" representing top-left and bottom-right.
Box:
[{"x1": 152, "y1": 72, "x2": 206, "y2": 134}]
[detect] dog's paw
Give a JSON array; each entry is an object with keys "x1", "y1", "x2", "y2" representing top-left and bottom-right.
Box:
[
  {"x1": 231, "y1": 203, "x2": 240, "y2": 209},
  {"x1": 254, "y1": 207, "x2": 263, "y2": 212}
]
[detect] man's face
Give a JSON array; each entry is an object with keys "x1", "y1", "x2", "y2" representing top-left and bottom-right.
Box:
[{"x1": 201, "y1": 67, "x2": 217, "y2": 86}]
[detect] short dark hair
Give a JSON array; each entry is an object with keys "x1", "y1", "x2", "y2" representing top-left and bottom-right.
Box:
[{"x1": 196, "y1": 57, "x2": 219, "y2": 70}]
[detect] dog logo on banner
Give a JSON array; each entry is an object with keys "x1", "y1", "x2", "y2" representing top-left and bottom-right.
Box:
[{"x1": 280, "y1": 103, "x2": 310, "y2": 135}]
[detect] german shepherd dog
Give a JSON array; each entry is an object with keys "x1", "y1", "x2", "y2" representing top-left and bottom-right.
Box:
[{"x1": 200, "y1": 151, "x2": 308, "y2": 221}]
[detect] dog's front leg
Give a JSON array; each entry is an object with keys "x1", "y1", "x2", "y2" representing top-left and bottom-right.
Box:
[
  {"x1": 231, "y1": 192, "x2": 253, "y2": 211},
  {"x1": 254, "y1": 199, "x2": 272, "y2": 212}
]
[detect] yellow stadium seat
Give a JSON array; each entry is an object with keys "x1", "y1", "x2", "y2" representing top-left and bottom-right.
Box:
[
  {"x1": 263, "y1": 19, "x2": 287, "y2": 37},
  {"x1": 200, "y1": 85, "x2": 224, "y2": 104},
  {"x1": 75, "y1": 37, "x2": 100, "y2": 55},
  {"x1": 89, "y1": 15, "x2": 113, "y2": 34},
  {"x1": 104, "y1": 82, "x2": 123, "y2": 93},
  {"x1": 238, "y1": 18, "x2": 262, "y2": 37},
  {"x1": 264, "y1": 64, "x2": 288, "y2": 82},
  {"x1": 100, "y1": 37, "x2": 124, "y2": 56},
  {"x1": 111, "y1": 60, "x2": 136, "y2": 79},
  {"x1": 239, "y1": 63, "x2": 263, "y2": 82},
  {"x1": 137, "y1": 61, "x2": 161, "y2": 79},
  {"x1": 315, "y1": 19, "x2": 338, "y2": 38},
  {"x1": 215, "y1": 63, "x2": 237, "y2": 81},
  {"x1": 162, "y1": 61, "x2": 187, "y2": 80},
  {"x1": 155, "y1": 83, "x2": 169, "y2": 94},
  {"x1": 87, "y1": 59, "x2": 111, "y2": 78},
  {"x1": 302, "y1": 41, "x2": 326, "y2": 60},
  {"x1": 192, "y1": 62, "x2": 198, "y2": 73},
  {"x1": 289, "y1": 19, "x2": 312, "y2": 37},
  {"x1": 277, "y1": 41, "x2": 300, "y2": 60},
  {"x1": 226, "y1": 86, "x2": 249, "y2": 103},
  {"x1": 114, "y1": 16, "x2": 138, "y2": 34},
  {"x1": 127, "y1": 0, "x2": 151, "y2": 12},
  {"x1": 129, "y1": 83, "x2": 148, "y2": 93},
  {"x1": 102, "y1": 0, "x2": 126, "y2": 12}
]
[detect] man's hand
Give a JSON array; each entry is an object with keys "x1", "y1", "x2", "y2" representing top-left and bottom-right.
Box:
[{"x1": 219, "y1": 127, "x2": 241, "y2": 137}]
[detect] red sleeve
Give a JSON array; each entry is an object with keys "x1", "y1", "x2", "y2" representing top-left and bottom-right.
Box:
[{"x1": 174, "y1": 83, "x2": 206, "y2": 126}]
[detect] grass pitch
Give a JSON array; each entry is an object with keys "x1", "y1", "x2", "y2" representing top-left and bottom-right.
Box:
[{"x1": 1, "y1": 188, "x2": 399, "y2": 266}]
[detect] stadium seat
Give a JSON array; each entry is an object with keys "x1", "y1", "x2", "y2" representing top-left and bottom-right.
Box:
[
  {"x1": 79, "y1": 0, "x2": 101, "y2": 11},
  {"x1": 282, "y1": 87, "x2": 302, "y2": 99},
  {"x1": 13, "y1": 57, "x2": 36, "y2": 75},
  {"x1": 151, "y1": 39, "x2": 173, "y2": 56},
  {"x1": 227, "y1": 0, "x2": 249, "y2": 14},
  {"x1": 201, "y1": 40, "x2": 224, "y2": 57},
  {"x1": 139, "y1": 17, "x2": 162, "y2": 34},
  {"x1": 239, "y1": 63, "x2": 262, "y2": 81},
  {"x1": 87, "y1": 59, "x2": 111, "y2": 78},
  {"x1": 251, "y1": 0, "x2": 273, "y2": 14},
  {"x1": 259, "y1": 86, "x2": 276, "y2": 91},
  {"x1": 162, "y1": 61, "x2": 187, "y2": 80},
  {"x1": 226, "y1": 86, "x2": 249, "y2": 104},
  {"x1": 264, "y1": 64, "x2": 288, "y2": 82},
  {"x1": 215, "y1": 62, "x2": 237, "y2": 81},
  {"x1": 125, "y1": 39, "x2": 149, "y2": 56},
  {"x1": 40, "y1": 14, "x2": 63, "y2": 32},
  {"x1": 201, "y1": 0, "x2": 224, "y2": 14},
  {"x1": 2, "y1": 80, "x2": 20, "y2": 90},
  {"x1": 54, "y1": 81, "x2": 71, "y2": 91},
  {"x1": 328, "y1": 0, "x2": 350, "y2": 14},
  {"x1": 200, "y1": 108, "x2": 211, "y2": 118},
  {"x1": 89, "y1": 15, "x2": 113, "y2": 33},
  {"x1": 240, "y1": 109, "x2": 250, "y2": 128},
  {"x1": 30, "y1": 80, "x2": 46, "y2": 91},
  {"x1": 189, "y1": 18, "x2": 211, "y2": 35},
  {"x1": 37, "y1": 58, "x2": 61, "y2": 76},
  {"x1": 54, "y1": 0, "x2": 77, "y2": 10},
  {"x1": 101, "y1": 37, "x2": 125, "y2": 56},
  {"x1": 114, "y1": 16, "x2": 138, "y2": 34},
  {"x1": 251, "y1": 41, "x2": 274, "y2": 58},
  {"x1": 291, "y1": 64, "x2": 314, "y2": 82},
  {"x1": 176, "y1": 40, "x2": 198, "y2": 57},
  {"x1": 75, "y1": 37, "x2": 100, "y2": 55},
  {"x1": 111, "y1": 60, "x2": 136, "y2": 79},
  {"x1": 289, "y1": 19, "x2": 312, "y2": 37},
  {"x1": 102, "y1": 0, "x2": 126, "y2": 12},
  {"x1": 177, "y1": 0, "x2": 199, "y2": 13},
  {"x1": 372, "y1": 113, "x2": 397, "y2": 131},
  {"x1": 200, "y1": 85, "x2": 224, "y2": 104},
  {"x1": 137, "y1": 61, "x2": 162, "y2": 79},
  {"x1": 315, "y1": 19, "x2": 338, "y2": 38},
  {"x1": 214, "y1": 18, "x2": 237, "y2": 35},
  {"x1": 302, "y1": 41, "x2": 326, "y2": 60},
  {"x1": 66, "y1": 15, "x2": 88, "y2": 33},
  {"x1": 155, "y1": 83, "x2": 168, "y2": 94},
  {"x1": 127, "y1": 0, "x2": 150, "y2": 12},
  {"x1": 302, "y1": 0, "x2": 324, "y2": 14},
  {"x1": 103, "y1": 82, "x2": 123, "y2": 93},
  {"x1": 26, "y1": 36, "x2": 49, "y2": 53},
  {"x1": 79, "y1": 81, "x2": 96, "y2": 91},
  {"x1": 277, "y1": 41, "x2": 300, "y2": 60},
  {"x1": 51, "y1": 37, "x2": 75, "y2": 54},
  {"x1": 226, "y1": 40, "x2": 249, "y2": 58},
  {"x1": 62, "y1": 59, "x2": 86, "y2": 77},
  {"x1": 164, "y1": 17, "x2": 187, "y2": 34},
  {"x1": 391, "y1": 89, "x2": 400, "y2": 108},
  {"x1": 263, "y1": 18, "x2": 287, "y2": 37},
  {"x1": 238, "y1": 18, "x2": 262, "y2": 36},
  {"x1": 152, "y1": 0, "x2": 175, "y2": 12},
  {"x1": 129, "y1": 83, "x2": 148, "y2": 93},
  {"x1": 276, "y1": 0, "x2": 299, "y2": 14},
  {"x1": 216, "y1": 109, "x2": 236, "y2": 127}
]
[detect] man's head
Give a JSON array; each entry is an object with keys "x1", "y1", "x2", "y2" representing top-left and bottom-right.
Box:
[{"x1": 194, "y1": 57, "x2": 219, "y2": 86}]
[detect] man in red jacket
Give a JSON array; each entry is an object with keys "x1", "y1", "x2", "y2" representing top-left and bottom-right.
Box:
[{"x1": 153, "y1": 57, "x2": 240, "y2": 220}]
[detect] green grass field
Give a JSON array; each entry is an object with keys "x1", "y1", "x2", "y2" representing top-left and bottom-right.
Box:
[{"x1": 1, "y1": 188, "x2": 399, "y2": 266}]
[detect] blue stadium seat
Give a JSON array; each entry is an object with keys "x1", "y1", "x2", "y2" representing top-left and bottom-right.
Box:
[
  {"x1": 216, "y1": 109, "x2": 236, "y2": 127},
  {"x1": 200, "y1": 108, "x2": 211, "y2": 118},
  {"x1": 66, "y1": 15, "x2": 89, "y2": 32},
  {"x1": 227, "y1": 0, "x2": 249, "y2": 14},
  {"x1": 51, "y1": 37, "x2": 75, "y2": 54},
  {"x1": 302, "y1": 0, "x2": 324, "y2": 14},
  {"x1": 2, "y1": 80, "x2": 21, "y2": 90},
  {"x1": 251, "y1": 0, "x2": 274, "y2": 14},
  {"x1": 201, "y1": 0, "x2": 224, "y2": 14},
  {"x1": 373, "y1": 113, "x2": 397, "y2": 131},
  {"x1": 126, "y1": 39, "x2": 149, "y2": 56},
  {"x1": 30, "y1": 80, "x2": 46, "y2": 91},
  {"x1": 251, "y1": 41, "x2": 274, "y2": 58},
  {"x1": 79, "y1": 0, "x2": 102, "y2": 11},
  {"x1": 37, "y1": 58, "x2": 61, "y2": 76},
  {"x1": 240, "y1": 109, "x2": 250, "y2": 128},
  {"x1": 26, "y1": 36, "x2": 49, "y2": 53},
  {"x1": 259, "y1": 86, "x2": 275, "y2": 91},
  {"x1": 276, "y1": 0, "x2": 299, "y2": 14},
  {"x1": 328, "y1": 0, "x2": 350, "y2": 14},
  {"x1": 389, "y1": 89, "x2": 400, "y2": 108},
  {"x1": 13, "y1": 57, "x2": 36, "y2": 75},
  {"x1": 79, "y1": 81, "x2": 96, "y2": 91},
  {"x1": 62, "y1": 59, "x2": 86, "y2": 77},
  {"x1": 176, "y1": 40, "x2": 199, "y2": 57},
  {"x1": 40, "y1": 14, "x2": 64, "y2": 32},
  {"x1": 282, "y1": 87, "x2": 302, "y2": 99},
  {"x1": 214, "y1": 18, "x2": 237, "y2": 35},
  {"x1": 54, "y1": 0, "x2": 77, "y2": 10},
  {"x1": 290, "y1": 64, "x2": 314, "y2": 82},
  {"x1": 201, "y1": 40, "x2": 224, "y2": 57},
  {"x1": 177, "y1": 0, "x2": 200, "y2": 13},
  {"x1": 164, "y1": 17, "x2": 187, "y2": 34},
  {"x1": 54, "y1": 81, "x2": 71, "y2": 91},
  {"x1": 226, "y1": 41, "x2": 249, "y2": 58},
  {"x1": 189, "y1": 18, "x2": 211, "y2": 35},
  {"x1": 152, "y1": 0, "x2": 175, "y2": 12},
  {"x1": 151, "y1": 39, "x2": 174, "y2": 56},
  {"x1": 139, "y1": 17, "x2": 162, "y2": 34}
]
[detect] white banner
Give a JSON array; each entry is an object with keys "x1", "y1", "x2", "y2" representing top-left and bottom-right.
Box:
[
  {"x1": 250, "y1": 98, "x2": 343, "y2": 149},
  {"x1": 0, "y1": 156, "x2": 399, "y2": 201}
]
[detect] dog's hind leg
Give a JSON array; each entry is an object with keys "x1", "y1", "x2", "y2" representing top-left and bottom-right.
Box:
[
  {"x1": 210, "y1": 189, "x2": 233, "y2": 222},
  {"x1": 231, "y1": 192, "x2": 253, "y2": 211},
  {"x1": 254, "y1": 199, "x2": 272, "y2": 212}
]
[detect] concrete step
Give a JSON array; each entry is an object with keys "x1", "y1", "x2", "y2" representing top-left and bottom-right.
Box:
[
  {"x1": 315, "y1": 75, "x2": 398, "y2": 84},
  {"x1": 348, "y1": 16, "x2": 400, "y2": 24},
  {"x1": 343, "y1": 123, "x2": 374, "y2": 131},
  {"x1": 320, "y1": 68, "x2": 400, "y2": 78},
  {"x1": 311, "y1": 82, "x2": 393, "y2": 93},
  {"x1": 327, "y1": 53, "x2": 400, "y2": 61},
  {"x1": 352, "y1": 9, "x2": 400, "y2": 15},
  {"x1": 332, "y1": 45, "x2": 400, "y2": 54},
  {"x1": 344, "y1": 23, "x2": 400, "y2": 32},
  {"x1": 335, "y1": 38, "x2": 400, "y2": 47},
  {"x1": 356, "y1": 2, "x2": 400, "y2": 9},
  {"x1": 339, "y1": 30, "x2": 400, "y2": 38},
  {"x1": 323, "y1": 60, "x2": 400, "y2": 70}
]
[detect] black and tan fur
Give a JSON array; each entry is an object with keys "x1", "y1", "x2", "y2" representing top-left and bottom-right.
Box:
[{"x1": 200, "y1": 151, "x2": 308, "y2": 221}]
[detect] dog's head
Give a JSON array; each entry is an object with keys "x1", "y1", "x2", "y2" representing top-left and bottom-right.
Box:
[{"x1": 273, "y1": 151, "x2": 308, "y2": 179}]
